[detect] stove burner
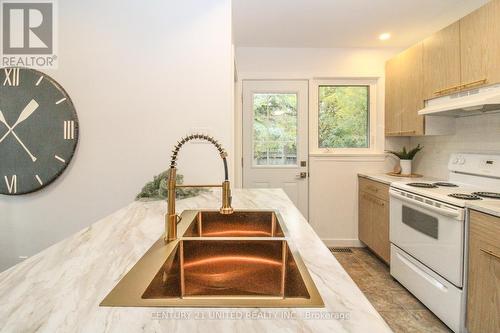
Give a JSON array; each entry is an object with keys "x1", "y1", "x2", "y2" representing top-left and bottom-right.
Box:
[
  {"x1": 448, "y1": 193, "x2": 482, "y2": 200},
  {"x1": 472, "y1": 192, "x2": 500, "y2": 199},
  {"x1": 433, "y1": 182, "x2": 458, "y2": 187},
  {"x1": 407, "y1": 182, "x2": 437, "y2": 188}
]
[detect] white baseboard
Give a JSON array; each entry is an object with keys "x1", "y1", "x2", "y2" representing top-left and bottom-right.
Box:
[{"x1": 321, "y1": 239, "x2": 364, "y2": 248}]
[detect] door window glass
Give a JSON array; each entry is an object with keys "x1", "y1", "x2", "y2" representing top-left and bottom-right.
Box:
[{"x1": 253, "y1": 93, "x2": 297, "y2": 166}]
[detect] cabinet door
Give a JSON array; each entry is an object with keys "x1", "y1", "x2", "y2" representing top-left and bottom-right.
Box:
[
  {"x1": 358, "y1": 191, "x2": 373, "y2": 248},
  {"x1": 385, "y1": 55, "x2": 401, "y2": 136},
  {"x1": 423, "y1": 22, "x2": 461, "y2": 100},
  {"x1": 371, "y1": 197, "x2": 390, "y2": 264},
  {"x1": 400, "y1": 43, "x2": 424, "y2": 136},
  {"x1": 460, "y1": 0, "x2": 500, "y2": 88},
  {"x1": 466, "y1": 211, "x2": 500, "y2": 333}
]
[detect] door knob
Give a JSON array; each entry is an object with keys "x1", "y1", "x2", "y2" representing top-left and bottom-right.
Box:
[{"x1": 297, "y1": 172, "x2": 307, "y2": 179}]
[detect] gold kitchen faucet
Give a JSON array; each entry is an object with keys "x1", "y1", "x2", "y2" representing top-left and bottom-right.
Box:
[{"x1": 165, "y1": 134, "x2": 233, "y2": 242}]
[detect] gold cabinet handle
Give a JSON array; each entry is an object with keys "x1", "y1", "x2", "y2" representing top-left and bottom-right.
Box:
[
  {"x1": 462, "y1": 79, "x2": 488, "y2": 89},
  {"x1": 434, "y1": 79, "x2": 487, "y2": 96},
  {"x1": 386, "y1": 130, "x2": 416, "y2": 136},
  {"x1": 480, "y1": 248, "x2": 500, "y2": 261}
]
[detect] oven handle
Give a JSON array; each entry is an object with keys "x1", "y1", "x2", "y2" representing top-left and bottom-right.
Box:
[{"x1": 389, "y1": 190, "x2": 462, "y2": 219}]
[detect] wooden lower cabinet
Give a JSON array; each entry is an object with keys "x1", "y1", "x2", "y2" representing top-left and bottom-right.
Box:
[
  {"x1": 370, "y1": 197, "x2": 390, "y2": 262},
  {"x1": 466, "y1": 210, "x2": 500, "y2": 333},
  {"x1": 358, "y1": 177, "x2": 390, "y2": 264},
  {"x1": 358, "y1": 191, "x2": 374, "y2": 248}
]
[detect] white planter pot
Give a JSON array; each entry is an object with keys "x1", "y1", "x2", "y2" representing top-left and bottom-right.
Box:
[{"x1": 400, "y1": 159, "x2": 412, "y2": 175}]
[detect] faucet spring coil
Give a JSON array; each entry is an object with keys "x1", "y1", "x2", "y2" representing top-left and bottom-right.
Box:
[{"x1": 169, "y1": 133, "x2": 226, "y2": 168}]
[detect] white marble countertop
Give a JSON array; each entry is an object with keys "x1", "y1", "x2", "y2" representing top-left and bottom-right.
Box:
[{"x1": 0, "y1": 189, "x2": 391, "y2": 333}]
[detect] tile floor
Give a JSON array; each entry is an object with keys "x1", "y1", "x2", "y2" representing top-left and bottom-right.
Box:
[{"x1": 330, "y1": 247, "x2": 452, "y2": 333}]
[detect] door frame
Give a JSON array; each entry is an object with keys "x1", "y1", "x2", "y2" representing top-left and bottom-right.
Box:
[{"x1": 235, "y1": 78, "x2": 309, "y2": 214}]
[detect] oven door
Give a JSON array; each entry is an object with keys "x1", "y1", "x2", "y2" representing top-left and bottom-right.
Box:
[{"x1": 389, "y1": 188, "x2": 465, "y2": 287}]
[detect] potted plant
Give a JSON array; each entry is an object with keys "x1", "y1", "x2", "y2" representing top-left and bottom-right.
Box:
[{"x1": 386, "y1": 145, "x2": 423, "y2": 175}]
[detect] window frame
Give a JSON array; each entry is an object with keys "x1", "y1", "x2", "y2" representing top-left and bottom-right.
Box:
[{"x1": 310, "y1": 78, "x2": 378, "y2": 155}]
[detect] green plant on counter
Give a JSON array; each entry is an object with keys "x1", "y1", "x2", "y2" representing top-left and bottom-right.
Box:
[
  {"x1": 386, "y1": 144, "x2": 423, "y2": 160},
  {"x1": 136, "y1": 170, "x2": 207, "y2": 201}
]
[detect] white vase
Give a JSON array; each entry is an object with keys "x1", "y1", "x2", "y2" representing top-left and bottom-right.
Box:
[{"x1": 400, "y1": 159, "x2": 412, "y2": 175}]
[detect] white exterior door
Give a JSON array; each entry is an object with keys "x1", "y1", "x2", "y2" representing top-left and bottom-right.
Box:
[{"x1": 242, "y1": 80, "x2": 309, "y2": 218}]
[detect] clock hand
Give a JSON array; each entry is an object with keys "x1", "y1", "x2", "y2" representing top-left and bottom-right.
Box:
[
  {"x1": 12, "y1": 99, "x2": 39, "y2": 128},
  {"x1": 0, "y1": 100, "x2": 39, "y2": 143},
  {"x1": 0, "y1": 110, "x2": 37, "y2": 162},
  {"x1": 0, "y1": 110, "x2": 11, "y2": 143},
  {"x1": 8, "y1": 127, "x2": 37, "y2": 162}
]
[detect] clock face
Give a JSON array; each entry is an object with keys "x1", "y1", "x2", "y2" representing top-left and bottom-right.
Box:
[{"x1": 0, "y1": 67, "x2": 78, "y2": 195}]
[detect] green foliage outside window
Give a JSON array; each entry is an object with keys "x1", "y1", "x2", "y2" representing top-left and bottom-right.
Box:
[
  {"x1": 253, "y1": 93, "x2": 297, "y2": 165},
  {"x1": 318, "y1": 86, "x2": 369, "y2": 148}
]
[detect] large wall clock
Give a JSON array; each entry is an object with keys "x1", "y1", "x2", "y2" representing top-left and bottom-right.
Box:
[{"x1": 0, "y1": 67, "x2": 79, "y2": 195}]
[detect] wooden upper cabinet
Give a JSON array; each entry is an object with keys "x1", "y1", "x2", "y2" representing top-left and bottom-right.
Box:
[
  {"x1": 423, "y1": 22, "x2": 461, "y2": 100},
  {"x1": 460, "y1": 0, "x2": 500, "y2": 88},
  {"x1": 385, "y1": 55, "x2": 401, "y2": 136},
  {"x1": 399, "y1": 43, "x2": 424, "y2": 136},
  {"x1": 385, "y1": 44, "x2": 424, "y2": 136},
  {"x1": 384, "y1": 0, "x2": 500, "y2": 137}
]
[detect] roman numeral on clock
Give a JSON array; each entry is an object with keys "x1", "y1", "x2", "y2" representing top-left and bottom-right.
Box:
[
  {"x1": 3, "y1": 68, "x2": 20, "y2": 86},
  {"x1": 64, "y1": 121, "x2": 75, "y2": 140},
  {"x1": 4, "y1": 175, "x2": 17, "y2": 194}
]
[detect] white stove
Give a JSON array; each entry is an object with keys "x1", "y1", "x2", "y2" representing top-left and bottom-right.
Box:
[
  {"x1": 391, "y1": 153, "x2": 500, "y2": 207},
  {"x1": 388, "y1": 153, "x2": 500, "y2": 333}
]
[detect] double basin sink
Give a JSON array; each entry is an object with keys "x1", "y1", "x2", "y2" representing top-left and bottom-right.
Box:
[{"x1": 100, "y1": 210, "x2": 323, "y2": 307}]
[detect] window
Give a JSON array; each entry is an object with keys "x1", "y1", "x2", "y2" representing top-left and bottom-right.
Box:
[
  {"x1": 253, "y1": 93, "x2": 297, "y2": 166},
  {"x1": 318, "y1": 85, "x2": 369, "y2": 148},
  {"x1": 311, "y1": 79, "x2": 377, "y2": 154}
]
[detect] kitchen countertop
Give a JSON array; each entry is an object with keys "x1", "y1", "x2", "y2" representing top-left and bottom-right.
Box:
[
  {"x1": 358, "y1": 173, "x2": 500, "y2": 217},
  {"x1": 467, "y1": 201, "x2": 500, "y2": 218},
  {"x1": 358, "y1": 172, "x2": 435, "y2": 185},
  {"x1": 0, "y1": 189, "x2": 391, "y2": 333}
]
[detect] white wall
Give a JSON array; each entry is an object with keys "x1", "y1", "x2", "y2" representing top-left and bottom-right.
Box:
[
  {"x1": 411, "y1": 113, "x2": 500, "y2": 178},
  {"x1": 0, "y1": 0, "x2": 233, "y2": 272},
  {"x1": 235, "y1": 47, "x2": 404, "y2": 246}
]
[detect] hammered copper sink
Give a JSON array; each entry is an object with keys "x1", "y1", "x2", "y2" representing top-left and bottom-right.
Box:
[{"x1": 100, "y1": 210, "x2": 324, "y2": 307}]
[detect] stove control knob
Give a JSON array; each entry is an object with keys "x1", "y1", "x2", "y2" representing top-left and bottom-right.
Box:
[
  {"x1": 452, "y1": 158, "x2": 459, "y2": 164},
  {"x1": 458, "y1": 158, "x2": 466, "y2": 165}
]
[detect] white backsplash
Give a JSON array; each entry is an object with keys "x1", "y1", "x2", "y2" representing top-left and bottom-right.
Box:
[{"x1": 410, "y1": 113, "x2": 500, "y2": 179}]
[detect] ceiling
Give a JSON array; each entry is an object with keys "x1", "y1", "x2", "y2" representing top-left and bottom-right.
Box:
[{"x1": 233, "y1": 0, "x2": 489, "y2": 48}]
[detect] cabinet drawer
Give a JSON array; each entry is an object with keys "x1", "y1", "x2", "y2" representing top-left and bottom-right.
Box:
[
  {"x1": 359, "y1": 177, "x2": 389, "y2": 201},
  {"x1": 469, "y1": 210, "x2": 500, "y2": 245}
]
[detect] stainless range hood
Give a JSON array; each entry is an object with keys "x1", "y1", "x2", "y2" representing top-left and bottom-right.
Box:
[{"x1": 418, "y1": 84, "x2": 500, "y2": 117}]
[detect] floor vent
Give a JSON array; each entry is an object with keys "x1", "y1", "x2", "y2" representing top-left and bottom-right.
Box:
[{"x1": 330, "y1": 248, "x2": 353, "y2": 253}]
